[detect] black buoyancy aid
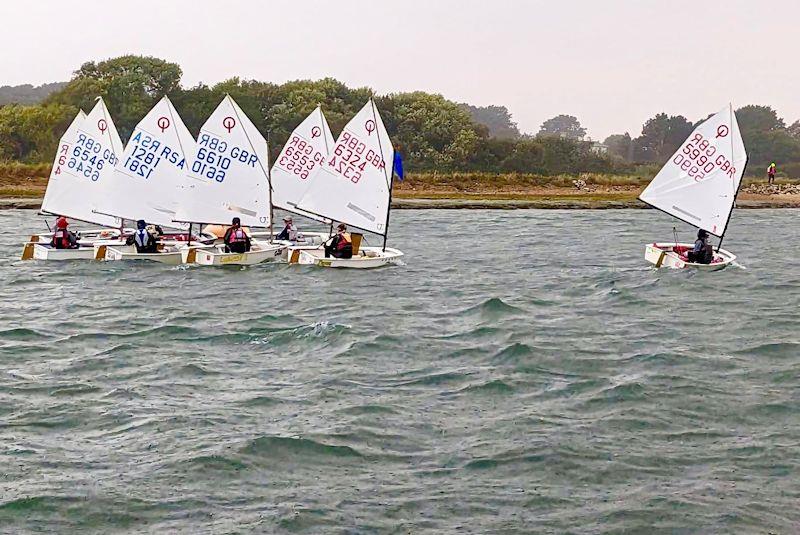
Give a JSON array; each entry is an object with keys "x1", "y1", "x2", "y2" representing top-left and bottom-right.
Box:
[{"x1": 134, "y1": 229, "x2": 153, "y2": 249}]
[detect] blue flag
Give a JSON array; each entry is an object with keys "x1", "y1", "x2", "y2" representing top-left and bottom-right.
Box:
[{"x1": 393, "y1": 151, "x2": 404, "y2": 181}]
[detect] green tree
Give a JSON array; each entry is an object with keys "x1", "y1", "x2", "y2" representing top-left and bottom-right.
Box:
[
  {"x1": 0, "y1": 104, "x2": 78, "y2": 162},
  {"x1": 498, "y1": 138, "x2": 544, "y2": 172},
  {"x1": 0, "y1": 83, "x2": 66, "y2": 105},
  {"x1": 538, "y1": 114, "x2": 586, "y2": 140},
  {"x1": 787, "y1": 120, "x2": 800, "y2": 140},
  {"x1": 603, "y1": 133, "x2": 633, "y2": 161},
  {"x1": 734, "y1": 105, "x2": 798, "y2": 166},
  {"x1": 459, "y1": 104, "x2": 520, "y2": 139},
  {"x1": 633, "y1": 113, "x2": 693, "y2": 162},
  {"x1": 378, "y1": 91, "x2": 481, "y2": 170},
  {"x1": 736, "y1": 105, "x2": 785, "y2": 135},
  {"x1": 46, "y1": 55, "x2": 182, "y2": 140}
]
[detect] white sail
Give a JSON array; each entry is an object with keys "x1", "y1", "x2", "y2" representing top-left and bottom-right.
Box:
[
  {"x1": 295, "y1": 99, "x2": 394, "y2": 235},
  {"x1": 271, "y1": 106, "x2": 334, "y2": 222},
  {"x1": 107, "y1": 96, "x2": 193, "y2": 229},
  {"x1": 639, "y1": 104, "x2": 747, "y2": 237},
  {"x1": 84, "y1": 98, "x2": 125, "y2": 223},
  {"x1": 41, "y1": 98, "x2": 123, "y2": 227},
  {"x1": 175, "y1": 95, "x2": 271, "y2": 227},
  {"x1": 41, "y1": 109, "x2": 89, "y2": 217}
]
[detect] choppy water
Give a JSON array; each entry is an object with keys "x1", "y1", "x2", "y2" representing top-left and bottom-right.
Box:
[{"x1": 1, "y1": 208, "x2": 798, "y2": 534}]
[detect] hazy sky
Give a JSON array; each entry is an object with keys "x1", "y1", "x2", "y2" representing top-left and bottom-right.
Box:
[{"x1": 2, "y1": 0, "x2": 797, "y2": 139}]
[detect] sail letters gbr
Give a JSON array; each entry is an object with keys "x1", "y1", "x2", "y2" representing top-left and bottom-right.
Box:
[
  {"x1": 326, "y1": 124, "x2": 387, "y2": 184},
  {"x1": 670, "y1": 124, "x2": 737, "y2": 183}
]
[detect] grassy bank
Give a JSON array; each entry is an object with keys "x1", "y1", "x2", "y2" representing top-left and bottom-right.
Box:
[
  {"x1": 2, "y1": 163, "x2": 800, "y2": 208},
  {"x1": 0, "y1": 162, "x2": 49, "y2": 197}
]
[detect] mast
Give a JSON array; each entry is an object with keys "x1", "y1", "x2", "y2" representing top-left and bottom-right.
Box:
[
  {"x1": 382, "y1": 151, "x2": 396, "y2": 252},
  {"x1": 717, "y1": 104, "x2": 746, "y2": 252},
  {"x1": 718, "y1": 154, "x2": 748, "y2": 252},
  {"x1": 370, "y1": 98, "x2": 393, "y2": 251},
  {"x1": 266, "y1": 130, "x2": 274, "y2": 242}
]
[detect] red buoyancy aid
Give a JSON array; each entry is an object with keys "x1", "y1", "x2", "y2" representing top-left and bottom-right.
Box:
[
  {"x1": 52, "y1": 229, "x2": 70, "y2": 249},
  {"x1": 230, "y1": 228, "x2": 248, "y2": 243},
  {"x1": 336, "y1": 232, "x2": 351, "y2": 251}
]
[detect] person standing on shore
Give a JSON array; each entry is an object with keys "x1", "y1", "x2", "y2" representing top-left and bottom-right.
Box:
[{"x1": 767, "y1": 162, "x2": 777, "y2": 184}]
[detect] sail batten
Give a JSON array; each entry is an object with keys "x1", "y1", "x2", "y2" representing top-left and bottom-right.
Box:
[{"x1": 638, "y1": 104, "x2": 747, "y2": 238}]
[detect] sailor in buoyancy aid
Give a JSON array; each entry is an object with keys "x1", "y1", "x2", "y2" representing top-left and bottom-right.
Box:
[
  {"x1": 126, "y1": 219, "x2": 159, "y2": 253},
  {"x1": 223, "y1": 217, "x2": 251, "y2": 253},
  {"x1": 276, "y1": 216, "x2": 298, "y2": 241},
  {"x1": 324, "y1": 223, "x2": 353, "y2": 259},
  {"x1": 50, "y1": 216, "x2": 79, "y2": 249},
  {"x1": 687, "y1": 229, "x2": 713, "y2": 264}
]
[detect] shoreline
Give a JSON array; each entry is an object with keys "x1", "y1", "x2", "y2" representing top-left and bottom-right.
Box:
[
  {"x1": 4, "y1": 171, "x2": 800, "y2": 210},
  {"x1": 5, "y1": 194, "x2": 800, "y2": 211}
]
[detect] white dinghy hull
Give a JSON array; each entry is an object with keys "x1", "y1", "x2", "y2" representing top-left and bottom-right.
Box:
[
  {"x1": 644, "y1": 242, "x2": 736, "y2": 271},
  {"x1": 182, "y1": 241, "x2": 285, "y2": 266},
  {"x1": 293, "y1": 246, "x2": 403, "y2": 269},
  {"x1": 22, "y1": 236, "x2": 127, "y2": 261},
  {"x1": 101, "y1": 245, "x2": 185, "y2": 265},
  {"x1": 28, "y1": 244, "x2": 98, "y2": 261}
]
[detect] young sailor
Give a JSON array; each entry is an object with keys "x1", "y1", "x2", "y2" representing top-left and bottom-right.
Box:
[
  {"x1": 50, "y1": 217, "x2": 79, "y2": 249},
  {"x1": 223, "y1": 217, "x2": 251, "y2": 253},
  {"x1": 324, "y1": 223, "x2": 353, "y2": 259},
  {"x1": 276, "y1": 216, "x2": 298, "y2": 241},
  {"x1": 126, "y1": 219, "x2": 159, "y2": 253},
  {"x1": 687, "y1": 229, "x2": 713, "y2": 264}
]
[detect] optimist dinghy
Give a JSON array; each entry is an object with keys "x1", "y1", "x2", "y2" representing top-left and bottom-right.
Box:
[
  {"x1": 644, "y1": 243, "x2": 736, "y2": 271},
  {"x1": 639, "y1": 104, "x2": 747, "y2": 270},
  {"x1": 22, "y1": 99, "x2": 127, "y2": 261},
  {"x1": 99, "y1": 96, "x2": 202, "y2": 264},
  {"x1": 290, "y1": 99, "x2": 404, "y2": 268},
  {"x1": 174, "y1": 95, "x2": 283, "y2": 265}
]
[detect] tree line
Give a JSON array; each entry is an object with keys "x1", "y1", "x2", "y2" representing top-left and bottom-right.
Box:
[
  {"x1": 0, "y1": 55, "x2": 626, "y2": 176},
  {"x1": 601, "y1": 106, "x2": 800, "y2": 176},
  {"x1": 0, "y1": 55, "x2": 797, "y2": 178}
]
